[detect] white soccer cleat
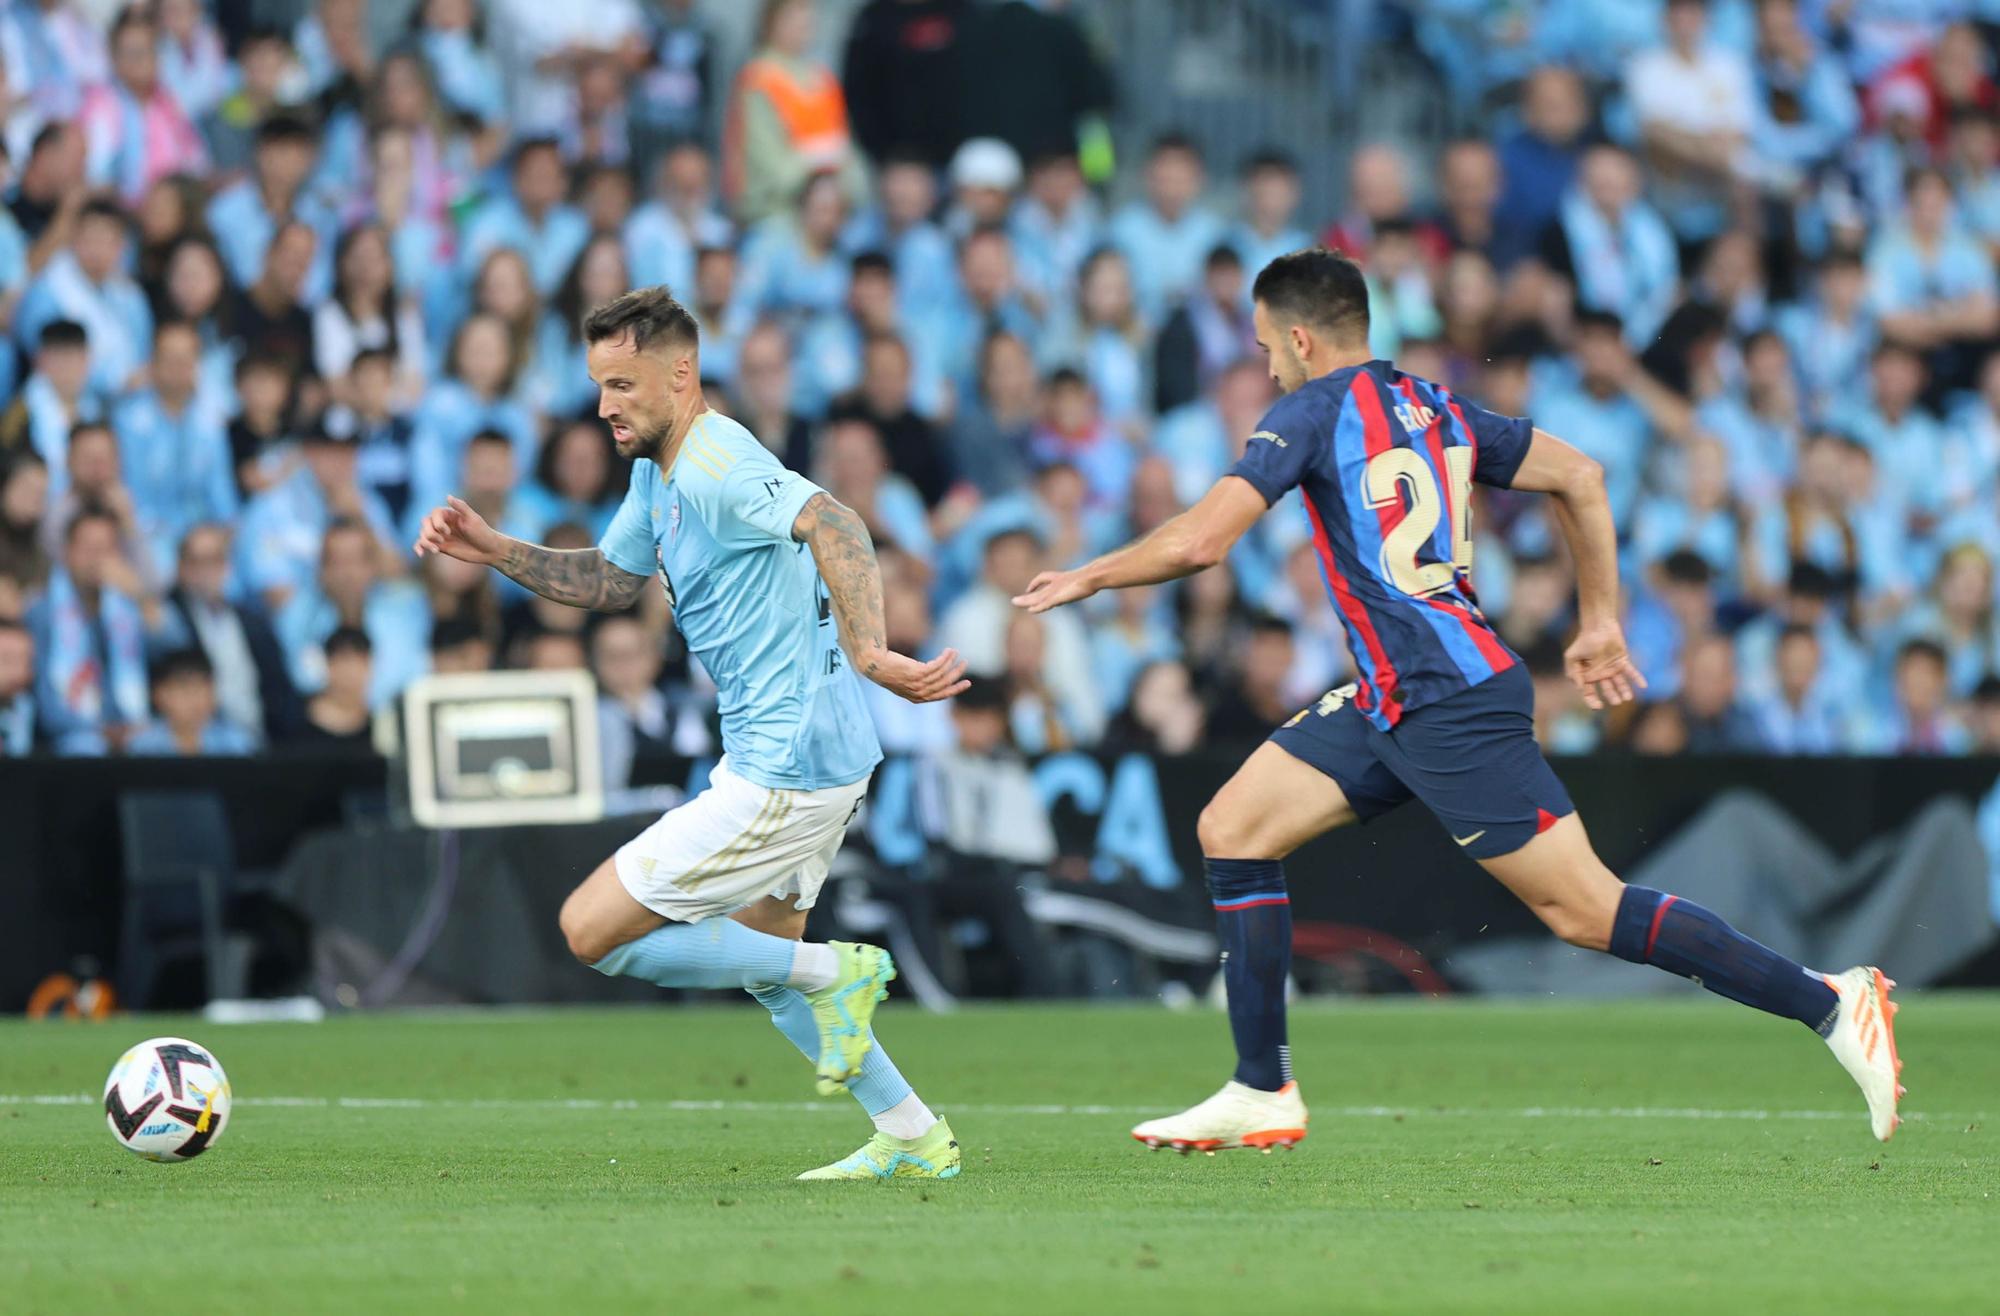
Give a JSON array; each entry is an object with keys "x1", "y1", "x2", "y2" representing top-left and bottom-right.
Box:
[
  {"x1": 1822, "y1": 966, "x2": 1905, "y2": 1142},
  {"x1": 1131, "y1": 1080, "x2": 1308, "y2": 1155}
]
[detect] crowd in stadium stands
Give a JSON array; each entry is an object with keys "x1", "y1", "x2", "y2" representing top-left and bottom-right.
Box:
[{"x1": 5, "y1": 0, "x2": 2000, "y2": 766}]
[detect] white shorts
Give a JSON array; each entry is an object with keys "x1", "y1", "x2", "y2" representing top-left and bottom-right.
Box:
[{"x1": 613, "y1": 756, "x2": 871, "y2": 923}]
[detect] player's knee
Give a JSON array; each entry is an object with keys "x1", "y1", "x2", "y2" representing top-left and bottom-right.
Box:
[
  {"x1": 558, "y1": 896, "x2": 617, "y2": 966},
  {"x1": 1197, "y1": 800, "x2": 1260, "y2": 858},
  {"x1": 1536, "y1": 880, "x2": 1619, "y2": 951}
]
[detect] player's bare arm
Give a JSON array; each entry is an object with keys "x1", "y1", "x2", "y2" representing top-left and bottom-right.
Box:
[
  {"x1": 792, "y1": 490, "x2": 969, "y2": 703},
  {"x1": 1505, "y1": 429, "x2": 1646, "y2": 710},
  {"x1": 413, "y1": 493, "x2": 648, "y2": 611},
  {"x1": 1012, "y1": 475, "x2": 1268, "y2": 613}
]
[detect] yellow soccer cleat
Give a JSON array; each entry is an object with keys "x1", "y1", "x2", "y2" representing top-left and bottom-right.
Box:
[
  {"x1": 804, "y1": 941, "x2": 896, "y2": 1095},
  {"x1": 797, "y1": 1118, "x2": 962, "y2": 1180}
]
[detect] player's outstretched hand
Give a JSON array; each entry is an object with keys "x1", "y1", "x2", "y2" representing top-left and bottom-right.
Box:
[
  {"x1": 1011, "y1": 569, "x2": 1097, "y2": 614},
  {"x1": 413, "y1": 495, "x2": 506, "y2": 566},
  {"x1": 864, "y1": 646, "x2": 971, "y2": 704},
  {"x1": 1564, "y1": 621, "x2": 1648, "y2": 710}
]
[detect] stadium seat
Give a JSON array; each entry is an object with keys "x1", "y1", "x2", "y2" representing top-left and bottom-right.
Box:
[{"x1": 116, "y1": 790, "x2": 254, "y2": 1009}]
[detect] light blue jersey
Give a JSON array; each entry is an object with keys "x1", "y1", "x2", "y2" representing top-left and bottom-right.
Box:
[{"x1": 599, "y1": 412, "x2": 883, "y2": 791}]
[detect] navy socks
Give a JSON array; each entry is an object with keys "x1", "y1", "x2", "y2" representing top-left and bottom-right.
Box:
[
  {"x1": 1610, "y1": 886, "x2": 1840, "y2": 1035},
  {"x1": 1206, "y1": 858, "x2": 1294, "y2": 1091}
]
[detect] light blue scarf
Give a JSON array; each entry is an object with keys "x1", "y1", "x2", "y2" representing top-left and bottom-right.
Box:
[
  {"x1": 42, "y1": 568, "x2": 147, "y2": 730},
  {"x1": 1559, "y1": 189, "x2": 1678, "y2": 345}
]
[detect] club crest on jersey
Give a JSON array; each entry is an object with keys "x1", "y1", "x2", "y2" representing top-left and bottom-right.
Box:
[{"x1": 1393, "y1": 401, "x2": 1438, "y2": 436}]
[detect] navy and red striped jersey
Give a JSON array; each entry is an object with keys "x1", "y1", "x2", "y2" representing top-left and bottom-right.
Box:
[{"x1": 1229, "y1": 359, "x2": 1534, "y2": 731}]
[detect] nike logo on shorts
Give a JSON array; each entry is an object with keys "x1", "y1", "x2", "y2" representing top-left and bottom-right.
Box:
[{"x1": 1453, "y1": 830, "x2": 1486, "y2": 847}]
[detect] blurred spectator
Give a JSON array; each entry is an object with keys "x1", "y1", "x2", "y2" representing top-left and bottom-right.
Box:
[
  {"x1": 151, "y1": 522, "x2": 294, "y2": 745},
  {"x1": 1631, "y1": 434, "x2": 1751, "y2": 594},
  {"x1": 814, "y1": 412, "x2": 931, "y2": 560},
  {"x1": 1497, "y1": 552, "x2": 1576, "y2": 656},
  {"x1": 114, "y1": 318, "x2": 237, "y2": 579},
  {"x1": 40, "y1": 422, "x2": 148, "y2": 584},
  {"x1": 225, "y1": 351, "x2": 299, "y2": 498},
  {"x1": 918, "y1": 673, "x2": 1056, "y2": 864},
  {"x1": 1539, "y1": 146, "x2": 1680, "y2": 349},
  {"x1": 151, "y1": 236, "x2": 236, "y2": 409},
  {"x1": 329, "y1": 348, "x2": 421, "y2": 534},
  {"x1": 1749, "y1": 622, "x2": 1843, "y2": 754},
  {"x1": 1626, "y1": 0, "x2": 1753, "y2": 242},
  {"x1": 628, "y1": 0, "x2": 710, "y2": 171},
  {"x1": 428, "y1": 615, "x2": 492, "y2": 675},
  {"x1": 128, "y1": 647, "x2": 254, "y2": 755},
  {"x1": 1736, "y1": 560, "x2": 1868, "y2": 713},
  {"x1": 1676, "y1": 632, "x2": 1759, "y2": 752},
  {"x1": 1011, "y1": 150, "x2": 1101, "y2": 314},
  {"x1": 1433, "y1": 138, "x2": 1503, "y2": 265},
  {"x1": 841, "y1": 0, "x2": 967, "y2": 170},
  {"x1": 541, "y1": 232, "x2": 632, "y2": 417},
  {"x1": 315, "y1": 222, "x2": 428, "y2": 403},
  {"x1": 1970, "y1": 675, "x2": 2000, "y2": 754},
  {"x1": 1152, "y1": 245, "x2": 1255, "y2": 416},
  {"x1": 411, "y1": 313, "x2": 539, "y2": 498},
  {"x1": 1175, "y1": 559, "x2": 1247, "y2": 690},
  {"x1": 1531, "y1": 310, "x2": 1690, "y2": 526},
  {"x1": 79, "y1": 7, "x2": 207, "y2": 206},
  {"x1": 1871, "y1": 637, "x2": 1971, "y2": 754},
  {"x1": 1899, "y1": 543, "x2": 2000, "y2": 699},
  {"x1": 931, "y1": 223, "x2": 1038, "y2": 403},
  {"x1": 1, "y1": 319, "x2": 101, "y2": 469},
  {"x1": 1627, "y1": 698, "x2": 1691, "y2": 755},
  {"x1": 863, "y1": 542, "x2": 953, "y2": 754},
  {"x1": 460, "y1": 137, "x2": 587, "y2": 296},
  {"x1": 508, "y1": 418, "x2": 622, "y2": 543},
  {"x1": 1525, "y1": 638, "x2": 1599, "y2": 754},
  {"x1": 1110, "y1": 133, "x2": 1224, "y2": 323},
  {"x1": 945, "y1": 136, "x2": 1021, "y2": 241},
  {"x1": 237, "y1": 428, "x2": 398, "y2": 611},
  {"x1": 1628, "y1": 549, "x2": 1720, "y2": 701},
  {"x1": 1497, "y1": 70, "x2": 1594, "y2": 267},
  {"x1": 834, "y1": 332, "x2": 951, "y2": 508},
  {"x1": 1029, "y1": 367, "x2": 1131, "y2": 511},
  {"x1": 18, "y1": 198, "x2": 150, "y2": 395},
  {"x1": 957, "y1": 0, "x2": 1111, "y2": 168},
  {"x1": 0, "y1": 617, "x2": 34, "y2": 751},
  {"x1": 1266, "y1": 540, "x2": 1349, "y2": 706},
  {"x1": 0, "y1": 453, "x2": 50, "y2": 600},
  {"x1": 1102, "y1": 657, "x2": 1204, "y2": 756},
  {"x1": 844, "y1": 151, "x2": 955, "y2": 322},
  {"x1": 1206, "y1": 613, "x2": 1296, "y2": 743},
  {"x1": 421, "y1": 544, "x2": 499, "y2": 639},
  {"x1": 1154, "y1": 356, "x2": 1275, "y2": 505},
  {"x1": 1697, "y1": 327, "x2": 1804, "y2": 506},
  {"x1": 730, "y1": 170, "x2": 853, "y2": 334},
  {"x1": 220, "y1": 218, "x2": 320, "y2": 388},
  {"x1": 2, "y1": 0, "x2": 107, "y2": 125},
  {"x1": 1090, "y1": 583, "x2": 1176, "y2": 717},
  {"x1": 626, "y1": 140, "x2": 733, "y2": 296},
  {"x1": 276, "y1": 516, "x2": 428, "y2": 710},
  {"x1": 26, "y1": 505, "x2": 148, "y2": 755},
  {"x1": 1229, "y1": 150, "x2": 1309, "y2": 284},
  {"x1": 734, "y1": 320, "x2": 812, "y2": 471},
  {"x1": 940, "y1": 523, "x2": 1100, "y2": 740},
  {"x1": 1047, "y1": 245, "x2": 1147, "y2": 433},
  {"x1": 202, "y1": 27, "x2": 301, "y2": 175},
  {"x1": 487, "y1": 0, "x2": 643, "y2": 137},
  {"x1": 1839, "y1": 341, "x2": 1947, "y2": 541},
  {"x1": 500, "y1": 521, "x2": 594, "y2": 661},
  {"x1": 560, "y1": 52, "x2": 632, "y2": 168},
  {"x1": 797, "y1": 249, "x2": 943, "y2": 420},
  {"x1": 412, "y1": 0, "x2": 505, "y2": 129},
  {"x1": 591, "y1": 613, "x2": 669, "y2": 789},
  {"x1": 8, "y1": 122, "x2": 87, "y2": 265},
  {"x1": 1866, "y1": 165, "x2": 1999, "y2": 390},
  {"x1": 205, "y1": 114, "x2": 335, "y2": 305},
  {"x1": 293, "y1": 0, "x2": 373, "y2": 105},
  {"x1": 726, "y1": 0, "x2": 866, "y2": 224},
  {"x1": 524, "y1": 628, "x2": 586, "y2": 670},
  {"x1": 1749, "y1": 0, "x2": 1860, "y2": 185},
  {"x1": 945, "y1": 329, "x2": 1036, "y2": 499},
  {"x1": 292, "y1": 623, "x2": 372, "y2": 748}
]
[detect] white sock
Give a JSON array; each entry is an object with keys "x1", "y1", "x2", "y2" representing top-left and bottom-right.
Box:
[
  {"x1": 872, "y1": 1092, "x2": 938, "y2": 1141},
  {"x1": 786, "y1": 941, "x2": 839, "y2": 992}
]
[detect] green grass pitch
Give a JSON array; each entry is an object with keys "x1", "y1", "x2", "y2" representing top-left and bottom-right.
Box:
[{"x1": 4, "y1": 996, "x2": 1998, "y2": 1315}]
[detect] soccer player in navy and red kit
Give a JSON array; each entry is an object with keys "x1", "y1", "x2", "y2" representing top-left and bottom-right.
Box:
[{"x1": 1014, "y1": 249, "x2": 1903, "y2": 1151}]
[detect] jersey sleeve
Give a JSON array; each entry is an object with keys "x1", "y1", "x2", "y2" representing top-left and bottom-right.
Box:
[
  {"x1": 1226, "y1": 392, "x2": 1318, "y2": 505},
  {"x1": 598, "y1": 463, "x2": 657, "y2": 577},
  {"x1": 681, "y1": 442, "x2": 824, "y2": 549},
  {"x1": 1461, "y1": 397, "x2": 1535, "y2": 489}
]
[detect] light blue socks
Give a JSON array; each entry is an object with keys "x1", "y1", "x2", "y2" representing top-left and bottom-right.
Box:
[
  {"x1": 591, "y1": 918, "x2": 798, "y2": 989},
  {"x1": 747, "y1": 984, "x2": 915, "y2": 1118}
]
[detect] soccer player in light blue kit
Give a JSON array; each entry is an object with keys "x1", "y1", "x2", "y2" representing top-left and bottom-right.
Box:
[{"x1": 413, "y1": 287, "x2": 970, "y2": 1180}]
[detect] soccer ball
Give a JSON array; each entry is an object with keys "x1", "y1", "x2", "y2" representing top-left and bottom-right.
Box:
[{"x1": 103, "y1": 1036, "x2": 232, "y2": 1162}]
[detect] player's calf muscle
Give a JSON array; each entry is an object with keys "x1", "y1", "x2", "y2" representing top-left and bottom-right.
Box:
[
  {"x1": 1478, "y1": 817, "x2": 1621, "y2": 951},
  {"x1": 559, "y1": 859, "x2": 663, "y2": 963}
]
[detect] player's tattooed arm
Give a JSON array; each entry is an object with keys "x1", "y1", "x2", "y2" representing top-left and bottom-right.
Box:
[
  {"x1": 496, "y1": 541, "x2": 649, "y2": 611},
  {"x1": 794, "y1": 492, "x2": 968, "y2": 704}
]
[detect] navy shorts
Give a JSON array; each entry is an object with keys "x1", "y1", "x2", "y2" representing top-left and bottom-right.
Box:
[{"x1": 1267, "y1": 664, "x2": 1574, "y2": 860}]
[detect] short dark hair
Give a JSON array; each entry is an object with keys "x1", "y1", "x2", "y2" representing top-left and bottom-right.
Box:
[
  {"x1": 1660, "y1": 549, "x2": 1715, "y2": 586},
  {"x1": 350, "y1": 346, "x2": 396, "y2": 373},
  {"x1": 581, "y1": 286, "x2": 699, "y2": 355},
  {"x1": 1973, "y1": 673, "x2": 2000, "y2": 704},
  {"x1": 256, "y1": 113, "x2": 317, "y2": 147},
  {"x1": 1204, "y1": 244, "x2": 1244, "y2": 272},
  {"x1": 953, "y1": 674, "x2": 1009, "y2": 714},
  {"x1": 78, "y1": 198, "x2": 128, "y2": 229},
  {"x1": 1149, "y1": 131, "x2": 1202, "y2": 162},
  {"x1": 851, "y1": 250, "x2": 894, "y2": 279},
  {"x1": 467, "y1": 427, "x2": 514, "y2": 451},
  {"x1": 511, "y1": 135, "x2": 563, "y2": 169},
  {"x1": 1777, "y1": 622, "x2": 1820, "y2": 648},
  {"x1": 149, "y1": 647, "x2": 214, "y2": 688},
  {"x1": 1897, "y1": 637, "x2": 1948, "y2": 671},
  {"x1": 1248, "y1": 612, "x2": 1294, "y2": 641},
  {"x1": 1574, "y1": 308, "x2": 1626, "y2": 337},
  {"x1": 1241, "y1": 148, "x2": 1298, "y2": 177},
  {"x1": 325, "y1": 626, "x2": 372, "y2": 660},
  {"x1": 429, "y1": 617, "x2": 487, "y2": 654},
  {"x1": 1251, "y1": 247, "x2": 1371, "y2": 345},
  {"x1": 38, "y1": 319, "x2": 88, "y2": 352},
  {"x1": 235, "y1": 348, "x2": 293, "y2": 382},
  {"x1": 1787, "y1": 561, "x2": 1838, "y2": 598}
]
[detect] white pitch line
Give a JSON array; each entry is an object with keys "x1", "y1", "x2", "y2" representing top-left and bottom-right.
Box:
[{"x1": 2, "y1": 1094, "x2": 1976, "y2": 1124}]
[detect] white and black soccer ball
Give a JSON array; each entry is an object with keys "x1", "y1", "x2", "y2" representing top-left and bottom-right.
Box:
[{"x1": 103, "y1": 1037, "x2": 232, "y2": 1162}]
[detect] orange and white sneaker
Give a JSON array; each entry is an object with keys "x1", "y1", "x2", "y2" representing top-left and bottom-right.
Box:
[
  {"x1": 1823, "y1": 966, "x2": 1905, "y2": 1141},
  {"x1": 1131, "y1": 1080, "x2": 1308, "y2": 1155}
]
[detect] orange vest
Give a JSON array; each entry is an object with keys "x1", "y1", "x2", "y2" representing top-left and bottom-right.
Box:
[{"x1": 724, "y1": 55, "x2": 852, "y2": 203}]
